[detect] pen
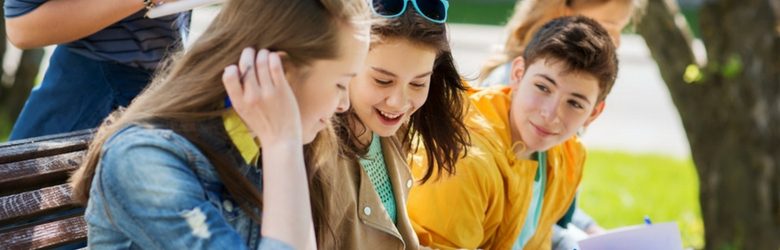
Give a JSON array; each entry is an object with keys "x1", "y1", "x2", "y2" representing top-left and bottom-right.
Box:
[{"x1": 644, "y1": 215, "x2": 652, "y2": 225}]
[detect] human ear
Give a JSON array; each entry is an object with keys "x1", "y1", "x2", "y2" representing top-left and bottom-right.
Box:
[
  {"x1": 583, "y1": 100, "x2": 606, "y2": 127},
  {"x1": 509, "y1": 56, "x2": 525, "y2": 90}
]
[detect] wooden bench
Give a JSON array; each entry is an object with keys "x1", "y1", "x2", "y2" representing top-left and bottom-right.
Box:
[{"x1": 0, "y1": 129, "x2": 95, "y2": 249}]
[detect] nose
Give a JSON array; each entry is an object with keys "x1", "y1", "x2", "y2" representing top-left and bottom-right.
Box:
[
  {"x1": 336, "y1": 90, "x2": 350, "y2": 113},
  {"x1": 385, "y1": 86, "x2": 409, "y2": 111},
  {"x1": 540, "y1": 97, "x2": 562, "y2": 124}
]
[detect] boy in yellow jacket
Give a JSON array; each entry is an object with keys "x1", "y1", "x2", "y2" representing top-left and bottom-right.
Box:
[{"x1": 407, "y1": 16, "x2": 618, "y2": 249}]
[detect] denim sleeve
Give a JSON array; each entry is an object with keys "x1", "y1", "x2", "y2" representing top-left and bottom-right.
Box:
[
  {"x1": 4, "y1": 0, "x2": 46, "y2": 18},
  {"x1": 97, "y1": 129, "x2": 251, "y2": 249}
]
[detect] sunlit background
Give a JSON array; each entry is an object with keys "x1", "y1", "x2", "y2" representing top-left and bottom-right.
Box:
[{"x1": 0, "y1": 0, "x2": 705, "y2": 248}]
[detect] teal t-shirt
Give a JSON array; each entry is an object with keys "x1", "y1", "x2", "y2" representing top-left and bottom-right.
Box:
[
  {"x1": 358, "y1": 133, "x2": 397, "y2": 222},
  {"x1": 513, "y1": 151, "x2": 547, "y2": 249}
]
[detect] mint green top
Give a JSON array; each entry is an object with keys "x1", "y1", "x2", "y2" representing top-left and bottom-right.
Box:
[
  {"x1": 513, "y1": 151, "x2": 548, "y2": 249},
  {"x1": 358, "y1": 133, "x2": 397, "y2": 223}
]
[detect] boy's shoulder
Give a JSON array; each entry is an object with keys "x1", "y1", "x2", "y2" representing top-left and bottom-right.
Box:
[
  {"x1": 461, "y1": 86, "x2": 515, "y2": 150},
  {"x1": 467, "y1": 85, "x2": 512, "y2": 103}
]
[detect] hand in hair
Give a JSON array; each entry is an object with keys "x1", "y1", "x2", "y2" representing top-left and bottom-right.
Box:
[
  {"x1": 222, "y1": 48, "x2": 303, "y2": 145},
  {"x1": 222, "y1": 48, "x2": 315, "y2": 249}
]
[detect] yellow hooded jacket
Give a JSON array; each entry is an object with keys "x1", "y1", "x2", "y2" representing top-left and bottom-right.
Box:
[{"x1": 407, "y1": 86, "x2": 586, "y2": 249}]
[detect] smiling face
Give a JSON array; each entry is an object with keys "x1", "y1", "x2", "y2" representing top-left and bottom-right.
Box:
[
  {"x1": 289, "y1": 24, "x2": 369, "y2": 143},
  {"x1": 509, "y1": 58, "x2": 605, "y2": 155},
  {"x1": 349, "y1": 38, "x2": 437, "y2": 142}
]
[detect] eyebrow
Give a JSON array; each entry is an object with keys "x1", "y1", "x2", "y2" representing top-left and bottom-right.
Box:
[
  {"x1": 343, "y1": 73, "x2": 357, "y2": 77},
  {"x1": 535, "y1": 73, "x2": 593, "y2": 105},
  {"x1": 371, "y1": 67, "x2": 433, "y2": 78}
]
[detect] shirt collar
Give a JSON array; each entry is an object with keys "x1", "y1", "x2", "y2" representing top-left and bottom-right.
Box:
[{"x1": 222, "y1": 109, "x2": 260, "y2": 165}]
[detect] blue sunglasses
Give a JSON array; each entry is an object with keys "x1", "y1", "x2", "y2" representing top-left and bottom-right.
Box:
[{"x1": 371, "y1": 0, "x2": 449, "y2": 24}]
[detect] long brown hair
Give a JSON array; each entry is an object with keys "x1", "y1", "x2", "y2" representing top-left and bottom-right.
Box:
[
  {"x1": 70, "y1": 0, "x2": 369, "y2": 226},
  {"x1": 335, "y1": 9, "x2": 470, "y2": 183},
  {"x1": 479, "y1": 0, "x2": 635, "y2": 82}
]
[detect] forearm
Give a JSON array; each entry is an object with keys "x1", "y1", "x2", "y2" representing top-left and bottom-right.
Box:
[
  {"x1": 261, "y1": 141, "x2": 316, "y2": 250},
  {"x1": 5, "y1": 0, "x2": 145, "y2": 48}
]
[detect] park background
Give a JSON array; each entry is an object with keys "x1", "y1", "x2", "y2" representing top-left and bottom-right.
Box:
[{"x1": 0, "y1": 0, "x2": 733, "y2": 249}]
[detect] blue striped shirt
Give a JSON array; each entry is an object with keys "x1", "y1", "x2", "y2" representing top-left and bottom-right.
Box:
[{"x1": 4, "y1": 0, "x2": 189, "y2": 70}]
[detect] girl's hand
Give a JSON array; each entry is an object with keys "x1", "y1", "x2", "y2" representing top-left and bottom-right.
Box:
[{"x1": 222, "y1": 48, "x2": 302, "y2": 145}]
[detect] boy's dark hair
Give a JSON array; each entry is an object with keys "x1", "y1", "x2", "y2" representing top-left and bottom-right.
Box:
[
  {"x1": 523, "y1": 15, "x2": 618, "y2": 102},
  {"x1": 335, "y1": 8, "x2": 470, "y2": 183}
]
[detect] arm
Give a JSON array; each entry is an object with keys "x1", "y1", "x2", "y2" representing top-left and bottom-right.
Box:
[
  {"x1": 572, "y1": 208, "x2": 605, "y2": 235},
  {"x1": 260, "y1": 142, "x2": 313, "y2": 249},
  {"x1": 222, "y1": 48, "x2": 315, "y2": 249},
  {"x1": 5, "y1": 0, "x2": 153, "y2": 49}
]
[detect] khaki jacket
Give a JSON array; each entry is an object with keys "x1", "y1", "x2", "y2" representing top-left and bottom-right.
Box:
[{"x1": 317, "y1": 136, "x2": 420, "y2": 250}]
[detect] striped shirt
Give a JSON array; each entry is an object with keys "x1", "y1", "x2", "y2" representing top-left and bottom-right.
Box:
[{"x1": 4, "y1": 0, "x2": 189, "y2": 70}]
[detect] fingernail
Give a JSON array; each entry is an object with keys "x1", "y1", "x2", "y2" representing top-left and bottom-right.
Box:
[{"x1": 224, "y1": 65, "x2": 236, "y2": 74}]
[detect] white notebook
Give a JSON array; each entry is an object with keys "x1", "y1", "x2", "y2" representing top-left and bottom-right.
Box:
[
  {"x1": 577, "y1": 222, "x2": 683, "y2": 250},
  {"x1": 147, "y1": 0, "x2": 226, "y2": 18}
]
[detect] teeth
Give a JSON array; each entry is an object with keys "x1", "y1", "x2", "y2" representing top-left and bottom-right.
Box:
[{"x1": 378, "y1": 110, "x2": 402, "y2": 119}]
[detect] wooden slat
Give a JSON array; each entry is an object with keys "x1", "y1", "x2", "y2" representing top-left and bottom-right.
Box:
[
  {"x1": 0, "y1": 151, "x2": 85, "y2": 196},
  {"x1": 0, "y1": 216, "x2": 86, "y2": 249},
  {"x1": 0, "y1": 129, "x2": 94, "y2": 164},
  {"x1": 0, "y1": 184, "x2": 76, "y2": 224}
]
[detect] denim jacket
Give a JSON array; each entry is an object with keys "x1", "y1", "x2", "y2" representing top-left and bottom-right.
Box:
[{"x1": 85, "y1": 120, "x2": 292, "y2": 249}]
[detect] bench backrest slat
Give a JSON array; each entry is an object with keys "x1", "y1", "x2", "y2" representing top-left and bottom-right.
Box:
[
  {"x1": 0, "y1": 184, "x2": 77, "y2": 225},
  {"x1": 0, "y1": 129, "x2": 94, "y2": 164},
  {"x1": 0, "y1": 216, "x2": 87, "y2": 249},
  {"x1": 0, "y1": 151, "x2": 85, "y2": 196}
]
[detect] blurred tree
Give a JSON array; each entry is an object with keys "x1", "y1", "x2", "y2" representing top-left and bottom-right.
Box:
[
  {"x1": 0, "y1": 1, "x2": 45, "y2": 139},
  {"x1": 637, "y1": 0, "x2": 779, "y2": 249}
]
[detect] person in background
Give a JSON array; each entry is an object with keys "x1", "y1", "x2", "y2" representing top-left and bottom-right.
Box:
[
  {"x1": 480, "y1": 0, "x2": 634, "y2": 87},
  {"x1": 5, "y1": 0, "x2": 188, "y2": 140}
]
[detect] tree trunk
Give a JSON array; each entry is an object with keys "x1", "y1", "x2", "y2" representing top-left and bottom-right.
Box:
[
  {"x1": 1, "y1": 49, "x2": 44, "y2": 119},
  {"x1": 637, "y1": 0, "x2": 780, "y2": 249},
  {"x1": 1, "y1": 0, "x2": 8, "y2": 97},
  {"x1": 0, "y1": 0, "x2": 46, "y2": 136}
]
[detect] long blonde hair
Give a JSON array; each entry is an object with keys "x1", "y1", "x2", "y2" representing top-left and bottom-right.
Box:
[
  {"x1": 70, "y1": 0, "x2": 369, "y2": 225},
  {"x1": 479, "y1": 0, "x2": 634, "y2": 82}
]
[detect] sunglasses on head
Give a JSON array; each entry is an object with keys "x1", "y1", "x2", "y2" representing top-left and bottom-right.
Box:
[{"x1": 371, "y1": 0, "x2": 449, "y2": 24}]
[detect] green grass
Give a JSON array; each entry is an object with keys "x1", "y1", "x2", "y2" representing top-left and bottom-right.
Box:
[
  {"x1": 579, "y1": 151, "x2": 704, "y2": 249},
  {"x1": 1, "y1": 114, "x2": 11, "y2": 142},
  {"x1": 448, "y1": 1, "x2": 515, "y2": 26}
]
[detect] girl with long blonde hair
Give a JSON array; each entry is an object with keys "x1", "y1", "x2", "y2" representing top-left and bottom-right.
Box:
[{"x1": 69, "y1": 0, "x2": 370, "y2": 248}]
